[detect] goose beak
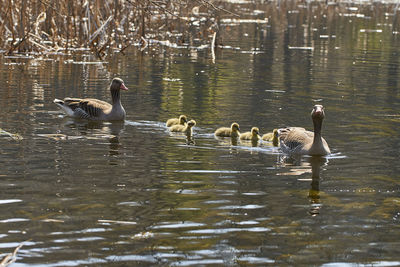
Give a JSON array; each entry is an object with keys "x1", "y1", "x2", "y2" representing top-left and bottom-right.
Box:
[
  {"x1": 120, "y1": 83, "x2": 128, "y2": 91},
  {"x1": 314, "y1": 106, "x2": 323, "y2": 115}
]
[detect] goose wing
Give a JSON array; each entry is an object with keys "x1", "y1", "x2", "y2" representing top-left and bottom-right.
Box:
[
  {"x1": 64, "y1": 98, "x2": 111, "y2": 119},
  {"x1": 279, "y1": 127, "x2": 313, "y2": 151}
]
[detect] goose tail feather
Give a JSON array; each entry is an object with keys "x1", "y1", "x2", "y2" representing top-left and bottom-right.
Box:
[{"x1": 53, "y1": 98, "x2": 75, "y2": 117}]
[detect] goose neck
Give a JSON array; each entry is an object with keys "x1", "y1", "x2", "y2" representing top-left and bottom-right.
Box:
[
  {"x1": 312, "y1": 117, "x2": 323, "y2": 142},
  {"x1": 111, "y1": 89, "x2": 121, "y2": 105}
]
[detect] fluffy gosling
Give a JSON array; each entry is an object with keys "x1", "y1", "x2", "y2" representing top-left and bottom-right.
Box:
[
  {"x1": 214, "y1": 122, "x2": 240, "y2": 138},
  {"x1": 262, "y1": 129, "x2": 279, "y2": 146},
  {"x1": 240, "y1": 127, "x2": 261, "y2": 142},
  {"x1": 166, "y1": 115, "x2": 187, "y2": 127},
  {"x1": 170, "y1": 120, "x2": 196, "y2": 136}
]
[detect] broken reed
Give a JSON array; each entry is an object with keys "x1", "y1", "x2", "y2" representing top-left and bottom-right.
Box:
[{"x1": 0, "y1": 0, "x2": 213, "y2": 57}]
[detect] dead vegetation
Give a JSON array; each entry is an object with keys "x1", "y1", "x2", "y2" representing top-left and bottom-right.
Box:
[{"x1": 0, "y1": 0, "x2": 235, "y2": 58}]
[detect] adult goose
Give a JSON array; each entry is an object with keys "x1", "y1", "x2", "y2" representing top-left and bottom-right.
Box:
[
  {"x1": 214, "y1": 122, "x2": 240, "y2": 138},
  {"x1": 278, "y1": 105, "x2": 330, "y2": 156},
  {"x1": 53, "y1": 77, "x2": 128, "y2": 121}
]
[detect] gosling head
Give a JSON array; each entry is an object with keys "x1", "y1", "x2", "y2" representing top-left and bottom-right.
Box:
[
  {"x1": 231, "y1": 123, "x2": 240, "y2": 132},
  {"x1": 251, "y1": 127, "x2": 260, "y2": 136},
  {"x1": 187, "y1": 120, "x2": 196, "y2": 127},
  {"x1": 179, "y1": 115, "x2": 188, "y2": 124}
]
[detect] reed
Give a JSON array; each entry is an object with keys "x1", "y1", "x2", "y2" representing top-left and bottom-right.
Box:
[{"x1": 0, "y1": 0, "x2": 224, "y2": 58}]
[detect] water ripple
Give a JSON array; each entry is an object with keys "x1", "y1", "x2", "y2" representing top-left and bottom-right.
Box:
[{"x1": 152, "y1": 221, "x2": 205, "y2": 229}]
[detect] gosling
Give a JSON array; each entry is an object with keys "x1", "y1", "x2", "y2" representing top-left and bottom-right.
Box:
[
  {"x1": 240, "y1": 127, "x2": 261, "y2": 142},
  {"x1": 262, "y1": 129, "x2": 279, "y2": 146},
  {"x1": 170, "y1": 120, "x2": 196, "y2": 136},
  {"x1": 214, "y1": 122, "x2": 240, "y2": 138},
  {"x1": 166, "y1": 115, "x2": 187, "y2": 127}
]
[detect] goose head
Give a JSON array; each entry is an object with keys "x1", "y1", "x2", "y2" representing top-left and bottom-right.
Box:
[
  {"x1": 251, "y1": 127, "x2": 260, "y2": 136},
  {"x1": 231, "y1": 123, "x2": 240, "y2": 132},
  {"x1": 110, "y1": 77, "x2": 128, "y2": 104},
  {"x1": 111, "y1": 77, "x2": 128, "y2": 91},
  {"x1": 311, "y1": 105, "x2": 325, "y2": 121},
  {"x1": 179, "y1": 115, "x2": 188, "y2": 125}
]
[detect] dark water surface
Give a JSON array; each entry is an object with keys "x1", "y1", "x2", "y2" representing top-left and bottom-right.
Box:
[{"x1": 1, "y1": 2, "x2": 400, "y2": 266}]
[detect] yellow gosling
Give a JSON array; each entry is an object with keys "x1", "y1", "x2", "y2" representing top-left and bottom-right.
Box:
[
  {"x1": 166, "y1": 115, "x2": 187, "y2": 127},
  {"x1": 170, "y1": 120, "x2": 196, "y2": 136},
  {"x1": 214, "y1": 122, "x2": 240, "y2": 138},
  {"x1": 262, "y1": 129, "x2": 279, "y2": 146},
  {"x1": 240, "y1": 127, "x2": 261, "y2": 142}
]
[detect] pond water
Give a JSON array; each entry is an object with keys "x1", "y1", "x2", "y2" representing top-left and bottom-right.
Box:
[{"x1": 1, "y1": 1, "x2": 400, "y2": 266}]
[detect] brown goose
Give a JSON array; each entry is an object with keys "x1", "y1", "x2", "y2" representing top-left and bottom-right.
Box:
[
  {"x1": 214, "y1": 123, "x2": 240, "y2": 138},
  {"x1": 262, "y1": 129, "x2": 279, "y2": 146},
  {"x1": 240, "y1": 127, "x2": 261, "y2": 142},
  {"x1": 169, "y1": 120, "x2": 196, "y2": 136},
  {"x1": 278, "y1": 105, "x2": 330, "y2": 156},
  {"x1": 166, "y1": 115, "x2": 187, "y2": 127},
  {"x1": 53, "y1": 77, "x2": 128, "y2": 121}
]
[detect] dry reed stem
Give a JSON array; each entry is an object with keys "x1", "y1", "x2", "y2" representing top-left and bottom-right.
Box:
[
  {"x1": 0, "y1": 0, "x2": 223, "y2": 55},
  {"x1": 0, "y1": 242, "x2": 25, "y2": 266},
  {"x1": 0, "y1": 0, "x2": 229, "y2": 57}
]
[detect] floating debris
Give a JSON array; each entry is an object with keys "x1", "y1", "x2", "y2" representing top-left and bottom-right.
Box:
[
  {"x1": 0, "y1": 128, "x2": 23, "y2": 141},
  {"x1": 265, "y1": 89, "x2": 285, "y2": 93},
  {"x1": 288, "y1": 46, "x2": 314, "y2": 51},
  {"x1": 41, "y1": 219, "x2": 65, "y2": 223},
  {"x1": 220, "y1": 18, "x2": 268, "y2": 25},
  {"x1": 0, "y1": 241, "x2": 25, "y2": 266},
  {"x1": 64, "y1": 61, "x2": 107, "y2": 65},
  {"x1": 131, "y1": 231, "x2": 154, "y2": 240},
  {"x1": 98, "y1": 219, "x2": 137, "y2": 225},
  {"x1": 163, "y1": 78, "x2": 181, "y2": 82},
  {"x1": 37, "y1": 134, "x2": 68, "y2": 141},
  {"x1": 340, "y1": 13, "x2": 366, "y2": 18},
  {"x1": 277, "y1": 168, "x2": 312, "y2": 176},
  {"x1": 360, "y1": 29, "x2": 383, "y2": 33}
]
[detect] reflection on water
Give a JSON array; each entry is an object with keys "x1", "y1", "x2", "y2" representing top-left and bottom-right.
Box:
[
  {"x1": 278, "y1": 155, "x2": 328, "y2": 216},
  {"x1": 1, "y1": 1, "x2": 400, "y2": 266}
]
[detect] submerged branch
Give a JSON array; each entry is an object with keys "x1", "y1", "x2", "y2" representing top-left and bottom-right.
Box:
[{"x1": 0, "y1": 242, "x2": 25, "y2": 266}]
